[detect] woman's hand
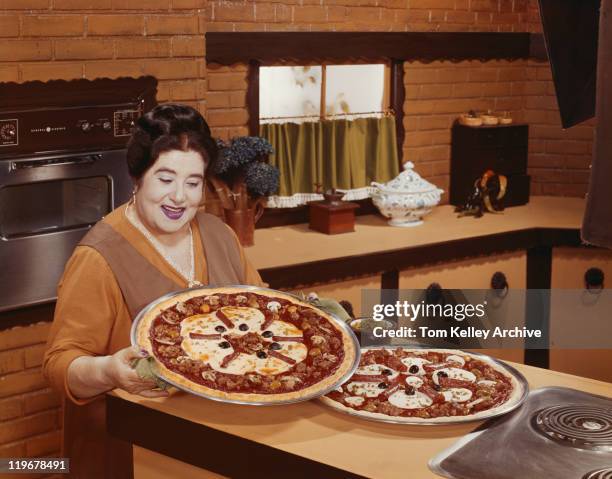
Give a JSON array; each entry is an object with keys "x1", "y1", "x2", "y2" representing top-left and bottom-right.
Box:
[
  {"x1": 105, "y1": 346, "x2": 170, "y2": 398},
  {"x1": 67, "y1": 346, "x2": 169, "y2": 401}
]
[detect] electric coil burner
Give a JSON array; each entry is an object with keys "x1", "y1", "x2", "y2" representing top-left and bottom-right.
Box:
[
  {"x1": 584, "y1": 468, "x2": 612, "y2": 479},
  {"x1": 430, "y1": 387, "x2": 612, "y2": 479},
  {"x1": 532, "y1": 405, "x2": 612, "y2": 452}
]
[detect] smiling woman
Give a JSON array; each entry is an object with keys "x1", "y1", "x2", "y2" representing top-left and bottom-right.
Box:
[{"x1": 42, "y1": 104, "x2": 265, "y2": 479}]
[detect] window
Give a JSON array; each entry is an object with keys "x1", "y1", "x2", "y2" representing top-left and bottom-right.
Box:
[
  {"x1": 259, "y1": 64, "x2": 389, "y2": 123},
  {"x1": 258, "y1": 64, "x2": 399, "y2": 208}
]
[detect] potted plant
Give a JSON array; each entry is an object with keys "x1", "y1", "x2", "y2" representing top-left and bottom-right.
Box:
[{"x1": 207, "y1": 136, "x2": 279, "y2": 246}]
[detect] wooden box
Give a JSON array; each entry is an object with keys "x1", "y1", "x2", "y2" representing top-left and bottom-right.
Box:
[{"x1": 308, "y1": 200, "x2": 359, "y2": 234}]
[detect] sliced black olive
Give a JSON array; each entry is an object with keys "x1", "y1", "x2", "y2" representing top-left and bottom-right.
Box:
[
  {"x1": 215, "y1": 325, "x2": 226, "y2": 333},
  {"x1": 262, "y1": 330, "x2": 273, "y2": 338},
  {"x1": 405, "y1": 386, "x2": 416, "y2": 395},
  {"x1": 409, "y1": 365, "x2": 419, "y2": 374},
  {"x1": 378, "y1": 382, "x2": 388, "y2": 389},
  {"x1": 219, "y1": 341, "x2": 231, "y2": 349},
  {"x1": 238, "y1": 324, "x2": 249, "y2": 331},
  {"x1": 270, "y1": 342, "x2": 281, "y2": 351},
  {"x1": 382, "y1": 369, "x2": 393, "y2": 376},
  {"x1": 433, "y1": 384, "x2": 441, "y2": 391},
  {"x1": 438, "y1": 371, "x2": 449, "y2": 378},
  {"x1": 257, "y1": 351, "x2": 268, "y2": 359}
]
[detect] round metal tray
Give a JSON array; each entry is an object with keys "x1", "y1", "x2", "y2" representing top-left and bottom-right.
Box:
[
  {"x1": 130, "y1": 285, "x2": 361, "y2": 406},
  {"x1": 318, "y1": 346, "x2": 529, "y2": 425}
]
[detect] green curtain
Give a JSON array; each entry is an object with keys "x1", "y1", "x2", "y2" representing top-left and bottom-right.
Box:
[{"x1": 260, "y1": 116, "x2": 400, "y2": 196}]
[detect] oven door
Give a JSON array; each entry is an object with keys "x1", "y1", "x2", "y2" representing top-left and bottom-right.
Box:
[{"x1": 0, "y1": 149, "x2": 132, "y2": 312}]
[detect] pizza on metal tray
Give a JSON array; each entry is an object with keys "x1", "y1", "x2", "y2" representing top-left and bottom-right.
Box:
[{"x1": 135, "y1": 287, "x2": 358, "y2": 403}]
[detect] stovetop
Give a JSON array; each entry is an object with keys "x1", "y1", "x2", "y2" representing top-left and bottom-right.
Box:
[{"x1": 430, "y1": 387, "x2": 612, "y2": 479}]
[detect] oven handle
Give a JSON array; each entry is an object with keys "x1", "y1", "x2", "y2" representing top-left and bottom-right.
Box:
[{"x1": 10, "y1": 154, "x2": 101, "y2": 171}]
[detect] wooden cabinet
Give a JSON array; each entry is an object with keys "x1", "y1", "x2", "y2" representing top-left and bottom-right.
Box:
[
  {"x1": 450, "y1": 123, "x2": 530, "y2": 207},
  {"x1": 399, "y1": 252, "x2": 527, "y2": 364},
  {"x1": 549, "y1": 247, "x2": 612, "y2": 382}
]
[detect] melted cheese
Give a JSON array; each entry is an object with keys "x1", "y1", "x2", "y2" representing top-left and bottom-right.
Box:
[
  {"x1": 346, "y1": 381, "x2": 386, "y2": 398},
  {"x1": 441, "y1": 388, "x2": 473, "y2": 403},
  {"x1": 180, "y1": 306, "x2": 306, "y2": 376},
  {"x1": 400, "y1": 357, "x2": 431, "y2": 375},
  {"x1": 355, "y1": 364, "x2": 399, "y2": 380},
  {"x1": 404, "y1": 376, "x2": 424, "y2": 388},
  {"x1": 388, "y1": 391, "x2": 433, "y2": 409},
  {"x1": 446, "y1": 355, "x2": 466, "y2": 366},
  {"x1": 344, "y1": 396, "x2": 365, "y2": 407},
  {"x1": 432, "y1": 367, "x2": 476, "y2": 385},
  {"x1": 477, "y1": 380, "x2": 497, "y2": 387}
]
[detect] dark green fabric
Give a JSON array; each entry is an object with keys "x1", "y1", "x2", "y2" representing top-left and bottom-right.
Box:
[{"x1": 260, "y1": 116, "x2": 400, "y2": 196}]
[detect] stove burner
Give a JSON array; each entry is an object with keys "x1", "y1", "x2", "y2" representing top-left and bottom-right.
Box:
[
  {"x1": 583, "y1": 468, "x2": 612, "y2": 479},
  {"x1": 531, "y1": 405, "x2": 612, "y2": 451}
]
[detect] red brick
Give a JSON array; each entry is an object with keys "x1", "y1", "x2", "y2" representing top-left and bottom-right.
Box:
[
  {"x1": 112, "y1": 0, "x2": 170, "y2": 9},
  {"x1": 419, "y1": 115, "x2": 453, "y2": 130},
  {"x1": 206, "y1": 91, "x2": 231, "y2": 109},
  {"x1": 404, "y1": 68, "x2": 438, "y2": 84},
  {"x1": 438, "y1": 68, "x2": 469, "y2": 83},
  {"x1": 0, "y1": 369, "x2": 48, "y2": 398},
  {"x1": 172, "y1": 36, "x2": 205, "y2": 57},
  {"x1": 0, "y1": 396, "x2": 23, "y2": 421},
  {"x1": 16, "y1": 58, "x2": 75, "y2": 82},
  {"x1": 0, "y1": 349, "x2": 24, "y2": 375},
  {"x1": 84, "y1": 59, "x2": 142, "y2": 79},
  {"x1": 146, "y1": 15, "x2": 198, "y2": 35},
  {"x1": 169, "y1": 80, "x2": 197, "y2": 100},
  {"x1": 275, "y1": 4, "x2": 292, "y2": 22},
  {"x1": 409, "y1": 0, "x2": 454, "y2": 8},
  {"x1": 445, "y1": 10, "x2": 476, "y2": 23},
  {"x1": 23, "y1": 345, "x2": 46, "y2": 369},
  {"x1": 0, "y1": 64, "x2": 19, "y2": 81},
  {"x1": 0, "y1": 410, "x2": 57, "y2": 445},
  {"x1": 0, "y1": 0, "x2": 48, "y2": 8},
  {"x1": 172, "y1": 0, "x2": 206, "y2": 8},
  {"x1": 214, "y1": 3, "x2": 255, "y2": 22},
  {"x1": 0, "y1": 40, "x2": 52, "y2": 62},
  {"x1": 0, "y1": 323, "x2": 50, "y2": 352},
  {"x1": 0, "y1": 441, "x2": 25, "y2": 458},
  {"x1": 23, "y1": 388, "x2": 61, "y2": 415},
  {"x1": 54, "y1": 39, "x2": 114, "y2": 60},
  {"x1": 21, "y1": 15, "x2": 84, "y2": 37},
  {"x1": 207, "y1": 108, "x2": 248, "y2": 127},
  {"x1": 546, "y1": 140, "x2": 590, "y2": 155},
  {"x1": 26, "y1": 430, "x2": 61, "y2": 457},
  {"x1": 207, "y1": 72, "x2": 247, "y2": 91},
  {"x1": 345, "y1": 6, "x2": 381, "y2": 22},
  {"x1": 88, "y1": 15, "x2": 144, "y2": 35},
  {"x1": 53, "y1": 0, "x2": 112, "y2": 9},
  {"x1": 254, "y1": 4, "x2": 275, "y2": 22},
  {"x1": 115, "y1": 38, "x2": 171, "y2": 58},
  {"x1": 0, "y1": 16, "x2": 19, "y2": 37},
  {"x1": 142, "y1": 59, "x2": 198, "y2": 79},
  {"x1": 394, "y1": 9, "x2": 429, "y2": 23},
  {"x1": 294, "y1": 6, "x2": 327, "y2": 23},
  {"x1": 470, "y1": 0, "x2": 499, "y2": 12},
  {"x1": 420, "y1": 83, "x2": 453, "y2": 99}
]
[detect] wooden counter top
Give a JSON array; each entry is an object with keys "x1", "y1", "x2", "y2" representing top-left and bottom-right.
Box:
[
  {"x1": 108, "y1": 362, "x2": 611, "y2": 479},
  {"x1": 248, "y1": 196, "x2": 585, "y2": 270}
]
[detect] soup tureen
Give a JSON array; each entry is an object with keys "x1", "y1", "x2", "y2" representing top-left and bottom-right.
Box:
[{"x1": 371, "y1": 162, "x2": 443, "y2": 227}]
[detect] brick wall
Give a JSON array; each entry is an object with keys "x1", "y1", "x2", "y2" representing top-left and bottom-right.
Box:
[{"x1": 0, "y1": 322, "x2": 62, "y2": 478}]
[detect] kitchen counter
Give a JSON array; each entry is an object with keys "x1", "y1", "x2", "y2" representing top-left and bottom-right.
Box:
[
  {"x1": 249, "y1": 196, "x2": 584, "y2": 289},
  {"x1": 107, "y1": 362, "x2": 611, "y2": 479},
  {"x1": 249, "y1": 196, "x2": 585, "y2": 270}
]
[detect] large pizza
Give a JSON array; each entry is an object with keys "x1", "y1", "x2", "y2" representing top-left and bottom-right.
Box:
[
  {"x1": 320, "y1": 348, "x2": 526, "y2": 423},
  {"x1": 134, "y1": 287, "x2": 359, "y2": 403}
]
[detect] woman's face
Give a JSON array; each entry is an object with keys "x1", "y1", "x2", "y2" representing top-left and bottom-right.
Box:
[{"x1": 134, "y1": 149, "x2": 206, "y2": 237}]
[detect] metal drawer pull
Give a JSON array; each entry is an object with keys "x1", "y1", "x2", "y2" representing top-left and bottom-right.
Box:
[
  {"x1": 584, "y1": 267, "x2": 604, "y2": 293},
  {"x1": 491, "y1": 271, "x2": 509, "y2": 298},
  {"x1": 10, "y1": 155, "x2": 99, "y2": 170}
]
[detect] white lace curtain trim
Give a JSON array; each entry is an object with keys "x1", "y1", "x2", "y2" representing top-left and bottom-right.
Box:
[{"x1": 265, "y1": 186, "x2": 377, "y2": 208}]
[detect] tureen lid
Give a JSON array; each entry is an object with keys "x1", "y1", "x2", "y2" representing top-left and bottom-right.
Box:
[{"x1": 371, "y1": 162, "x2": 443, "y2": 194}]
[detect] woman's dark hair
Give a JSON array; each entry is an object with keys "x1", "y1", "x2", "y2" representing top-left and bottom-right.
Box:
[{"x1": 126, "y1": 104, "x2": 218, "y2": 180}]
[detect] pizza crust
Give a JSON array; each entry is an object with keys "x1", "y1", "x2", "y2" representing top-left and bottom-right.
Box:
[
  {"x1": 133, "y1": 286, "x2": 359, "y2": 403},
  {"x1": 319, "y1": 348, "x2": 527, "y2": 424}
]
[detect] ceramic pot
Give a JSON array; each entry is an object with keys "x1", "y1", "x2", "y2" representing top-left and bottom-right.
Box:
[{"x1": 224, "y1": 201, "x2": 265, "y2": 247}]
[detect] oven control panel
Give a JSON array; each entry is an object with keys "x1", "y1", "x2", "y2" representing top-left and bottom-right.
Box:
[
  {"x1": 113, "y1": 110, "x2": 140, "y2": 137},
  {"x1": 0, "y1": 119, "x2": 18, "y2": 147}
]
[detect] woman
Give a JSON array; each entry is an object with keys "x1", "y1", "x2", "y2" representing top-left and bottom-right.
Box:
[{"x1": 43, "y1": 104, "x2": 264, "y2": 478}]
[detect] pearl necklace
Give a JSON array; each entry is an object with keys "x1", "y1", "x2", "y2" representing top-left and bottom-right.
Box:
[{"x1": 125, "y1": 204, "x2": 202, "y2": 288}]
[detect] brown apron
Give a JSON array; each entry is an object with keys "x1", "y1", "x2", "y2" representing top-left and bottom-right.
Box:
[{"x1": 62, "y1": 211, "x2": 245, "y2": 479}]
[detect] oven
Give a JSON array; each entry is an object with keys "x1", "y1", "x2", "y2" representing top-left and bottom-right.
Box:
[{"x1": 0, "y1": 77, "x2": 157, "y2": 312}]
